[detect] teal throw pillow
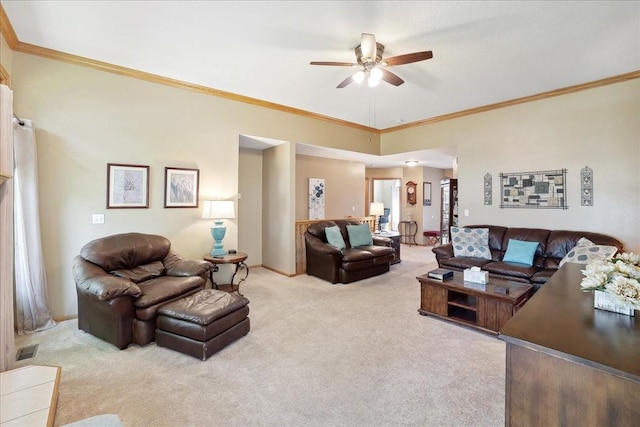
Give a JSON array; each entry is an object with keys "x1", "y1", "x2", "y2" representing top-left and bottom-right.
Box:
[
  {"x1": 346, "y1": 224, "x2": 373, "y2": 247},
  {"x1": 325, "y1": 226, "x2": 346, "y2": 250},
  {"x1": 502, "y1": 239, "x2": 539, "y2": 266}
]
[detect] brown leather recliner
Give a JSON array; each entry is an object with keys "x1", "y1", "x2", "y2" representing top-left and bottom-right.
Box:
[
  {"x1": 305, "y1": 219, "x2": 395, "y2": 284},
  {"x1": 72, "y1": 232, "x2": 212, "y2": 349}
]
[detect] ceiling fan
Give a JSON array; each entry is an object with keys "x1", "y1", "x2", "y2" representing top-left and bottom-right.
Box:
[{"x1": 310, "y1": 33, "x2": 433, "y2": 88}]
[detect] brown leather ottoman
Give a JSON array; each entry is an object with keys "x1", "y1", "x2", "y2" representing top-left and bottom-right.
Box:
[{"x1": 155, "y1": 289, "x2": 250, "y2": 360}]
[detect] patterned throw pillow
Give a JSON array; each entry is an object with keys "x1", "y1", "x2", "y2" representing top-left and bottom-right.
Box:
[
  {"x1": 559, "y1": 237, "x2": 618, "y2": 267},
  {"x1": 451, "y1": 227, "x2": 491, "y2": 259}
]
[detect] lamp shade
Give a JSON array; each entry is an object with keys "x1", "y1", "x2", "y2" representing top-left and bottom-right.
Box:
[
  {"x1": 370, "y1": 202, "x2": 384, "y2": 217},
  {"x1": 202, "y1": 200, "x2": 235, "y2": 219}
]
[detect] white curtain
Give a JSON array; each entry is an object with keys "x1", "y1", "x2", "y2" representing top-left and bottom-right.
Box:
[
  {"x1": 14, "y1": 118, "x2": 56, "y2": 334},
  {"x1": 0, "y1": 84, "x2": 16, "y2": 371}
]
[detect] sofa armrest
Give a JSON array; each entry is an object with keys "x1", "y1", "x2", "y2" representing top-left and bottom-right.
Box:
[
  {"x1": 304, "y1": 234, "x2": 343, "y2": 256},
  {"x1": 432, "y1": 243, "x2": 454, "y2": 260},
  {"x1": 72, "y1": 256, "x2": 141, "y2": 301},
  {"x1": 372, "y1": 236, "x2": 392, "y2": 247},
  {"x1": 304, "y1": 232, "x2": 343, "y2": 282},
  {"x1": 163, "y1": 250, "x2": 212, "y2": 277}
]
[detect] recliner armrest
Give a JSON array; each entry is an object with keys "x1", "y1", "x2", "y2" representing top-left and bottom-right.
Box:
[
  {"x1": 167, "y1": 259, "x2": 212, "y2": 277},
  {"x1": 72, "y1": 256, "x2": 142, "y2": 301},
  {"x1": 163, "y1": 250, "x2": 212, "y2": 277},
  {"x1": 372, "y1": 236, "x2": 391, "y2": 247}
]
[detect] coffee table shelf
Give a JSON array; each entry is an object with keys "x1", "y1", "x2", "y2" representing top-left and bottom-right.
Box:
[{"x1": 417, "y1": 271, "x2": 532, "y2": 335}]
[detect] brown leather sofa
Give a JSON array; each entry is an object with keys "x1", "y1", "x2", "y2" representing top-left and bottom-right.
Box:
[
  {"x1": 72, "y1": 232, "x2": 212, "y2": 349},
  {"x1": 305, "y1": 219, "x2": 395, "y2": 284},
  {"x1": 432, "y1": 225, "x2": 623, "y2": 290}
]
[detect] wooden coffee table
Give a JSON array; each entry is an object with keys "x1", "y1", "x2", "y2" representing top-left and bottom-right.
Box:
[{"x1": 416, "y1": 271, "x2": 532, "y2": 335}]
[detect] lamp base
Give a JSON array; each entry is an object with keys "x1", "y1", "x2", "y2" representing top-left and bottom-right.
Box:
[{"x1": 211, "y1": 222, "x2": 227, "y2": 257}]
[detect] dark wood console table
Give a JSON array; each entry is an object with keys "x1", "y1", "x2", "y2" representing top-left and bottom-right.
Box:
[
  {"x1": 499, "y1": 263, "x2": 640, "y2": 426},
  {"x1": 377, "y1": 231, "x2": 401, "y2": 264}
]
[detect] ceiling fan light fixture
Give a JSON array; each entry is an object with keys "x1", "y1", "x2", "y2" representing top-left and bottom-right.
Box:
[
  {"x1": 353, "y1": 70, "x2": 365, "y2": 84},
  {"x1": 369, "y1": 67, "x2": 382, "y2": 80},
  {"x1": 367, "y1": 67, "x2": 382, "y2": 87}
]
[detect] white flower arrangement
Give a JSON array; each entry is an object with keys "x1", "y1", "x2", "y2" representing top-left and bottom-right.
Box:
[{"x1": 580, "y1": 252, "x2": 640, "y2": 311}]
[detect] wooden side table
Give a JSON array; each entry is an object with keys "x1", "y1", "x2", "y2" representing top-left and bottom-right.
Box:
[
  {"x1": 204, "y1": 252, "x2": 249, "y2": 296},
  {"x1": 377, "y1": 231, "x2": 401, "y2": 264},
  {"x1": 398, "y1": 220, "x2": 418, "y2": 246}
]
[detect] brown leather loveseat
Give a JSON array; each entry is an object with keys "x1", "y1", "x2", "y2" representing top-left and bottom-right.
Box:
[
  {"x1": 72, "y1": 232, "x2": 212, "y2": 349},
  {"x1": 432, "y1": 225, "x2": 623, "y2": 290},
  {"x1": 305, "y1": 219, "x2": 395, "y2": 284}
]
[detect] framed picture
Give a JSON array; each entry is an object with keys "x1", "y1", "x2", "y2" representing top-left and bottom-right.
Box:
[
  {"x1": 423, "y1": 182, "x2": 432, "y2": 206},
  {"x1": 107, "y1": 163, "x2": 149, "y2": 208},
  {"x1": 164, "y1": 167, "x2": 200, "y2": 208}
]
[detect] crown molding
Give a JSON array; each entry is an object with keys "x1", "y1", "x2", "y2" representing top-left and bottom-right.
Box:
[
  {"x1": 381, "y1": 70, "x2": 640, "y2": 134},
  {"x1": 2, "y1": 4, "x2": 638, "y2": 135},
  {"x1": 0, "y1": 4, "x2": 18, "y2": 48}
]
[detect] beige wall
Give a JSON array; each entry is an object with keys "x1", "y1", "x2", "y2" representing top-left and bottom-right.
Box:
[
  {"x1": 295, "y1": 155, "x2": 365, "y2": 220},
  {"x1": 3, "y1": 42, "x2": 639, "y2": 319},
  {"x1": 421, "y1": 167, "x2": 446, "y2": 242},
  {"x1": 7, "y1": 52, "x2": 374, "y2": 318},
  {"x1": 262, "y1": 143, "x2": 295, "y2": 275},
  {"x1": 238, "y1": 147, "x2": 263, "y2": 266},
  {"x1": 382, "y1": 80, "x2": 640, "y2": 251}
]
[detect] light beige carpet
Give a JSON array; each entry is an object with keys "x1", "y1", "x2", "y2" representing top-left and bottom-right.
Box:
[{"x1": 14, "y1": 244, "x2": 505, "y2": 426}]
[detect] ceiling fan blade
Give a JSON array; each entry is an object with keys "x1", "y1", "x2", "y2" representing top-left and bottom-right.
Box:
[
  {"x1": 384, "y1": 51, "x2": 433, "y2": 66},
  {"x1": 336, "y1": 75, "x2": 354, "y2": 89},
  {"x1": 360, "y1": 33, "x2": 377, "y2": 61},
  {"x1": 380, "y1": 69, "x2": 404, "y2": 86},
  {"x1": 310, "y1": 61, "x2": 357, "y2": 66}
]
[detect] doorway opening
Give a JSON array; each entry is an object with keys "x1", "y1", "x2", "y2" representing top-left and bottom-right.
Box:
[{"x1": 372, "y1": 178, "x2": 401, "y2": 232}]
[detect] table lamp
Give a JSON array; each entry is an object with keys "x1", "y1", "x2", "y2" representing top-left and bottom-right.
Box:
[
  {"x1": 202, "y1": 200, "x2": 235, "y2": 256},
  {"x1": 369, "y1": 202, "x2": 385, "y2": 233}
]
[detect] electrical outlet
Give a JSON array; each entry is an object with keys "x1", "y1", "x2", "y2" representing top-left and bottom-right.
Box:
[
  {"x1": 464, "y1": 209, "x2": 470, "y2": 217},
  {"x1": 92, "y1": 214, "x2": 105, "y2": 224}
]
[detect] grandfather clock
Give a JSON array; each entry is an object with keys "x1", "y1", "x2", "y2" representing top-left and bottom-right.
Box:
[{"x1": 406, "y1": 181, "x2": 417, "y2": 205}]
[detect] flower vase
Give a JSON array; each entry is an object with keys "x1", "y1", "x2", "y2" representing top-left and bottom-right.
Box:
[{"x1": 593, "y1": 290, "x2": 635, "y2": 316}]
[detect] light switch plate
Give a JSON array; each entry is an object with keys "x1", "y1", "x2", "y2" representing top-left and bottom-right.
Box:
[{"x1": 92, "y1": 214, "x2": 105, "y2": 224}]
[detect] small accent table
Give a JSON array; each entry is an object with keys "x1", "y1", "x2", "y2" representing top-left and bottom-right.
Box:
[
  {"x1": 204, "y1": 252, "x2": 249, "y2": 296},
  {"x1": 398, "y1": 220, "x2": 418, "y2": 246},
  {"x1": 377, "y1": 231, "x2": 401, "y2": 264}
]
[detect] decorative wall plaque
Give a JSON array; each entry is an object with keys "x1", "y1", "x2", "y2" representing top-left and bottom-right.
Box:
[
  {"x1": 484, "y1": 173, "x2": 492, "y2": 205},
  {"x1": 580, "y1": 166, "x2": 593, "y2": 206},
  {"x1": 499, "y1": 169, "x2": 568, "y2": 209}
]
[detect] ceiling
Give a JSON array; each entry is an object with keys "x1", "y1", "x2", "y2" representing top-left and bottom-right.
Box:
[{"x1": 2, "y1": 1, "x2": 639, "y2": 168}]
